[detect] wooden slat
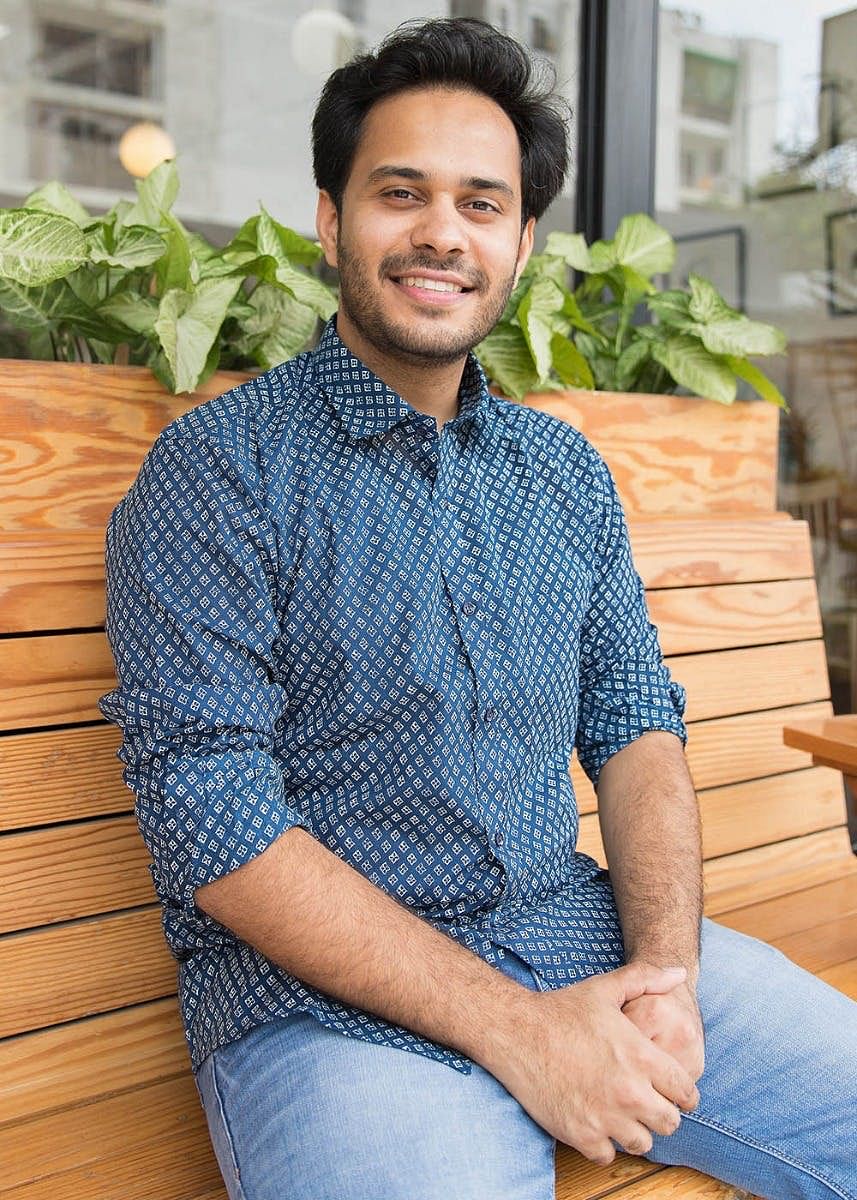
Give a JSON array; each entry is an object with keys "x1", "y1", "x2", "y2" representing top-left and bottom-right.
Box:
[
  {"x1": 0, "y1": 907, "x2": 174, "y2": 1037},
  {"x1": 628, "y1": 515, "x2": 812, "y2": 589},
  {"x1": 0, "y1": 816, "x2": 154, "y2": 933},
  {"x1": 819, "y1": 958, "x2": 857, "y2": 1000},
  {"x1": 571, "y1": 700, "x2": 835, "y2": 816},
  {"x1": 684, "y1": 701, "x2": 832, "y2": 791},
  {"x1": 0, "y1": 632, "x2": 115, "y2": 729},
  {"x1": 772, "y1": 908, "x2": 857, "y2": 975},
  {"x1": 576, "y1": 767, "x2": 846, "y2": 867},
  {"x1": 2, "y1": 1114, "x2": 223, "y2": 1200},
  {"x1": 649, "y1": 578, "x2": 821, "y2": 656},
  {"x1": 0, "y1": 998, "x2": 184, "y2": 1125},
  {"x1": 604, "y1": 1163, "x2": 759, "y2": 1197},
  {"x1": 0, "y1": 725, "x2": 127, "y2": 831},
  {"x1": 703, "y1": 828, "x2": 857, "y2": 915},
  {"x1": 555, "y1": 1146, "x2": 662, "y2": 1199},
  {"x1": 717, "y1": 875, "x2": 857, "y2": 944},
  {"x1": 668, "y1": 640, "x2": 830, "y2": 722},
  {"x1": 528, "y1": 390, "x2": 779, "y2": 516},
  {"x1": 0, "y1": 1075, "x2": 212, "y2": 1191},
  {"x1": 0, "y1": 531, "x2": 105, "y2": 634},
  {"x1": 0, "y1": 359, "x2": 243, "y2": 532}
]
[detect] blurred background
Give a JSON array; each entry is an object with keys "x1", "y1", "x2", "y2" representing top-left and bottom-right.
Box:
[{"x1": 0, "y1": 0, "x2": 855, "y2": 710}]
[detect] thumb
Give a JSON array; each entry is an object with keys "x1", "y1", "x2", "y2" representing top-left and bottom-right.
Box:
[{"x1": 614, "y1": 961, "x2": 686, "y2": 1005}]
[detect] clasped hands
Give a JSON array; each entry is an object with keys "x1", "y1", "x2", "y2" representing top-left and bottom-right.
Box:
[{"x1": 492, "y1": 960, "x2": 705, "y2": 1167}]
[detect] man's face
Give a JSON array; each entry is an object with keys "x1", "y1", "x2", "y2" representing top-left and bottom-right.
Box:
[{"x1": 316, "y1": 86, "x2": 535, "y2": 369}]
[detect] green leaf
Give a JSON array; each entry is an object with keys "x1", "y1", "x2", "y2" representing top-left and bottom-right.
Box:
[
  {"x1": 0, "y1": 276, "x2": 67, "y2": 331},
  {"x1": 99, "y1": 293, "x2": 158, "y2": 335},
  {"x1": 154, "y1": 276, "x2": 242, "y2": 393},
  {"x1": 24, "y1": 182, "x2": 91, "y2": 227},
  {"x1": 695, "y1": 316, "x2": 786, "y2": 358},
  {"x1": 550, "y1": 332, "x2": 595, "y2": 389},
  {"x1": 561, "y1": 293, "x2": 600, "y2": 338},
  {"x1": 687, "y1": 273, "x2": 737, "y2": 324},
  {"x1": 651, "y1": 335, "x2": 736, "y2": 403},
  {"x1": 648, "y1": 290, "x2": 694, "y2": 330},
  {"x1": 256, "y1": 206, "x2": 322, "y2": 267},
  {"x1": 544, "y1": 231, "x2": 591, "y2": 270},
  {"x1": 474, "y1": 324, "x2": 540, "y2": 400},
  {"x1": 154, "y1": 213, "x2": 192, "y2": 293},
  {"x1": 611, "y1": 213, "x2": 675, "y2": 277},
  {"x1": 236, "y1": 284, "x2": 318, "y2": 368},
  {"x1": 0, "y1": 209, "x2": 88, "y2": 285},
  {"x1": 88, "y1": 223, "x2": 166, "y2": 269},
  {"x1": 123, "y1": 159, "x2": 179, "y2": 228},
  {"x1": 255, "y1": 256, "x2": 337, "y2": 319},
  {"x1": 616, "y1": 264, "x2": 656, "y2": 297},
  {"x1": 517, "y1": 277, "x2": 565, "y2": 382},
  {"x1": 615, "y1": 340, "x2": 651, "y2": 391},
  {"x1": 725, "y1": 355, "x2": 788, "y2": 409}
]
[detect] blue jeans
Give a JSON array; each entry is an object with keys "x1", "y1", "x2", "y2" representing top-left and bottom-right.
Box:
[{"x1": 196, "y1": 919, "x2": 857, "y2": 1199}]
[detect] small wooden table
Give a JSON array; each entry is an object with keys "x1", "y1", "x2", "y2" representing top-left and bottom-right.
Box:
[{"x1": 783, "y1": 715, "x2": 857, "y2": 850}]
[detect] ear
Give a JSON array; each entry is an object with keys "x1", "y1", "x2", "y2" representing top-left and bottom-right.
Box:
[
  {"x1": 316, "y1": 190, "x2": 339, "y2": 268},
  {"x1": 514, "y1": 216, "x2": 535, "y2": 286}
]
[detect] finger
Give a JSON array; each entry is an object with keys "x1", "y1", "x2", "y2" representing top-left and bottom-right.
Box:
[
  {"x1": 612, "y1": 1121, "x2": 654, "y2": 1158},
  {"x1": 613, "y1": 962, "x2": 687, "y2": 1006},
  {"x1": 638, "y1": 1092, "x2": 683, "y2": 1138},
  {"x1": 647, "y1": 1044, "x2": 700, "y2": 1112},
  {"x1": 577, "y1": 1136, "x2": 616, "y2": 1166}
]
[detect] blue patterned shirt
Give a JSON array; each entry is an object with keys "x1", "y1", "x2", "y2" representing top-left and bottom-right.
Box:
[{"x1": 100, "y1": 317, "x2": 687, "y2": 1075}]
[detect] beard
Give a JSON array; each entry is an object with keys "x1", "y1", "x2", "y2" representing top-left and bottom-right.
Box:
[{"x1": 335, "y1": 235, "x2": 519, "y2": 368}]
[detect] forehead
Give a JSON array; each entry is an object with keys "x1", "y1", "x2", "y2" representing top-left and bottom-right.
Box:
[{"x1": 350, "y1": 86, "x2": 522, "y2": 195}]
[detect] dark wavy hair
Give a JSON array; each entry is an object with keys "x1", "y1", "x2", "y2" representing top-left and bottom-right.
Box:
[{"x1": 312, "y1": 18, "x2": 570, "y2": 224}]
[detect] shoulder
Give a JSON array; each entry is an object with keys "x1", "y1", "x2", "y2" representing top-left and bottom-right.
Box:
[{"x1": 487, "y1": 392, "x2": 613, "y2": 499}]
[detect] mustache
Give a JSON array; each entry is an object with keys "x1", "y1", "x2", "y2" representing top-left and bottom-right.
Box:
[{"x1": 378, "y1": 253, "x2": 486, "y2": 290}]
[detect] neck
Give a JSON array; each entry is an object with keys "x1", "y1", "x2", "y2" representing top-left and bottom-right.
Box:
[{"x1": 335, "y1": 312, "x2": 466, "y2": 432}]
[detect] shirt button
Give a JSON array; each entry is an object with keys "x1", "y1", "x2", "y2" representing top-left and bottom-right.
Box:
[
  {"x1": 461, "y1": 600, "x2": 477, "y2": 616},
  {"x1": 494, "y1": 831, "x2": 504, "y2": 846},
  {"x1": 484, "y1": 704, "x2": 498, "y2": 724}
]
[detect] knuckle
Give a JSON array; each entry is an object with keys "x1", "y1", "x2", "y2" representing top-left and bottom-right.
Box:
[{"x1": 626, "y1": 1134, "x2": 653, "y2": 1156}]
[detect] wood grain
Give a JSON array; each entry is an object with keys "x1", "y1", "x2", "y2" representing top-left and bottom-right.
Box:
[
  {"x1": 0, "y1": 631, "x2": 115, "y2": 728},
  {"x1": 0, "y1": 725, "x2": 127, "y2": 831},
  {"x1": 0, "y1": 816, "x2": 155, "y2": 933},
  {"x1": 576, "y1": 766, "x2": 845, "y2": 867},
  {"x1": 819, "y1": 958, "x2": 857, "y2": 1000},
  {"x1": 0, "y1": 907, "x2": 174, "y2": 1037},
  {"x1": 667, "y1": 640, "x2": 830, "y2": 722},
  {"x1": 555, "y1": 1147, "x2": 662, "y2": 1199},
  {"x1": 571, "y1": 700, "x2": 834, "y2": 816},
  {"x1": 0, "y1": 530, "x2": 105, "y2": 634},
  {"x1": 703, "y1": 828, "x2": 857, "y2": 915},
  {"x1": 0, "y1": 998, "x2": 183, "y2": 1125},
  {"x1": 627, "y1": 515, "x2": 812, "y2": 588},
  {"x1": 0, "y1": 360, "x2": 245, "y2": 532},
  {"x1": 717, "y1": 875, "x2": 857, "y2": 944},
  {"x1": 597, "y1": 1163, "x2": 760, "y2": 1198},
  {"x1": 649, "y1": 578, "x2": 822, "y2": 656},
  {"x1": 526, "y1": 389, "x2": 780, "y2": 516}
]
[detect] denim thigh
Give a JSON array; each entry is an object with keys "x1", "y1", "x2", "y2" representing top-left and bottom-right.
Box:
[
  {"x1": 196, "y1": 948, "x2": 555, "y2": 1200},
  {"x1": 647, "y1": 917, "x2": 857, "y2": 1200}
]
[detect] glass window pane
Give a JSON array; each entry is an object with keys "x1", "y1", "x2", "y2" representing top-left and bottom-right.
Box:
[
  {"x1": 656, "y1": 3, "x2": 857, "y2": 713},
  {"x1": 0, "y1": 1, "x2": 579, "y2": 244}
]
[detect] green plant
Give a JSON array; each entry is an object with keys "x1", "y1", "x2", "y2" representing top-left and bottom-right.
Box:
[
  {"x1": 0, "y1": 161, "x2": 336, "y2": 393},
  {"x1": 475, "y1": 213, "x2": 787, "y2": 406}
]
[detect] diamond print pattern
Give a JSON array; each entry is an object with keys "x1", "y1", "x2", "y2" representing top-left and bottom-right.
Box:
[{"x1": 100, "y1": 317, "x2": 687, "y2": 1076}]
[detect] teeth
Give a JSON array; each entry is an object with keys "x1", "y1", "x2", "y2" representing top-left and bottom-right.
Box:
[{"x1": 400, "y1": 276, "x2": 463, "y2": 293}]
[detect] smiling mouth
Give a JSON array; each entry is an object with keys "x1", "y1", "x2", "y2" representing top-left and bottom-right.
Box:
[{"x1": 396, "y1": 275, "x2": 468, "y2": 293}]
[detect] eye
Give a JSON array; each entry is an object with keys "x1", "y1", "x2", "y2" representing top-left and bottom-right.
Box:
[
  {"x1": 465, "y1": 199, "x2": 501, "y2": 214},
  {"x1": 384, "y1": 187, "x2": 419, "y2": 201}
]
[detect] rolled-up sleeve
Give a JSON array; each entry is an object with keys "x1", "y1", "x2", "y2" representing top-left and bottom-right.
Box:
[
  {"x1": 575, "y1": 455, "x2": 687, "y2": 786},
  {"x1": 99, "y1": 430, "x2": 310, "y2": 912}
]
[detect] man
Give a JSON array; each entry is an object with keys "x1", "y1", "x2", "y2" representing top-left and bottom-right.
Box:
[{"x1": 100, "y1": 18, "x2": 856, "y2": 1200}]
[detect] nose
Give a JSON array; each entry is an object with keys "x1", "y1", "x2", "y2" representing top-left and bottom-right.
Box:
[{"x1": 409, "y1": 197, "x2": 468, "y2": 257}]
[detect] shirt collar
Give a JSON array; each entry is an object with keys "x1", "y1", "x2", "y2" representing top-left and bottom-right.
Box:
[{"x1": 311, "y1": 316, "x2": 491, "y2": 441}]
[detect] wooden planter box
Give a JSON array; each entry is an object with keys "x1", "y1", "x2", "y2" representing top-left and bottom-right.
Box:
[{"x1": 1, "y1": 359, "x2": 780, "y2": 533}]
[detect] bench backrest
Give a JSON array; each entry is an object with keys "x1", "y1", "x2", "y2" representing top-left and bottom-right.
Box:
[{"x1": 0, "y1": 361, "x2": 849, "y2": 1197}]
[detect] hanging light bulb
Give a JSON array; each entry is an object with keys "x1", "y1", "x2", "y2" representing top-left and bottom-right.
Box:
[
  {"x1": 118, "y1": 121, "x2": 177, "y2": 179},
  {"x1": 290, "y1": 10, "x2": 357, "y2": 80}
]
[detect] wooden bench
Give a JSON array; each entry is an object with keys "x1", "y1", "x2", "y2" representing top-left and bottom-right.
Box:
[{"x1": 2, "y1": 361, "x2": 855, "y2": 1200}]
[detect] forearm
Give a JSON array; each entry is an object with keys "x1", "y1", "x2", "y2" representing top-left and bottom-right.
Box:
[
  {"x1": 195, "y1": 826, "x2": 527, "y2": 1073},
  {"x1": 596, "y1": 731, "x2": 703, "y2": 985}
]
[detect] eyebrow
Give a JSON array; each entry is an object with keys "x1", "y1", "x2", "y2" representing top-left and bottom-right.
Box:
[{"x1": 366, "y1": 165, "x2": 515, "y2": 200}]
